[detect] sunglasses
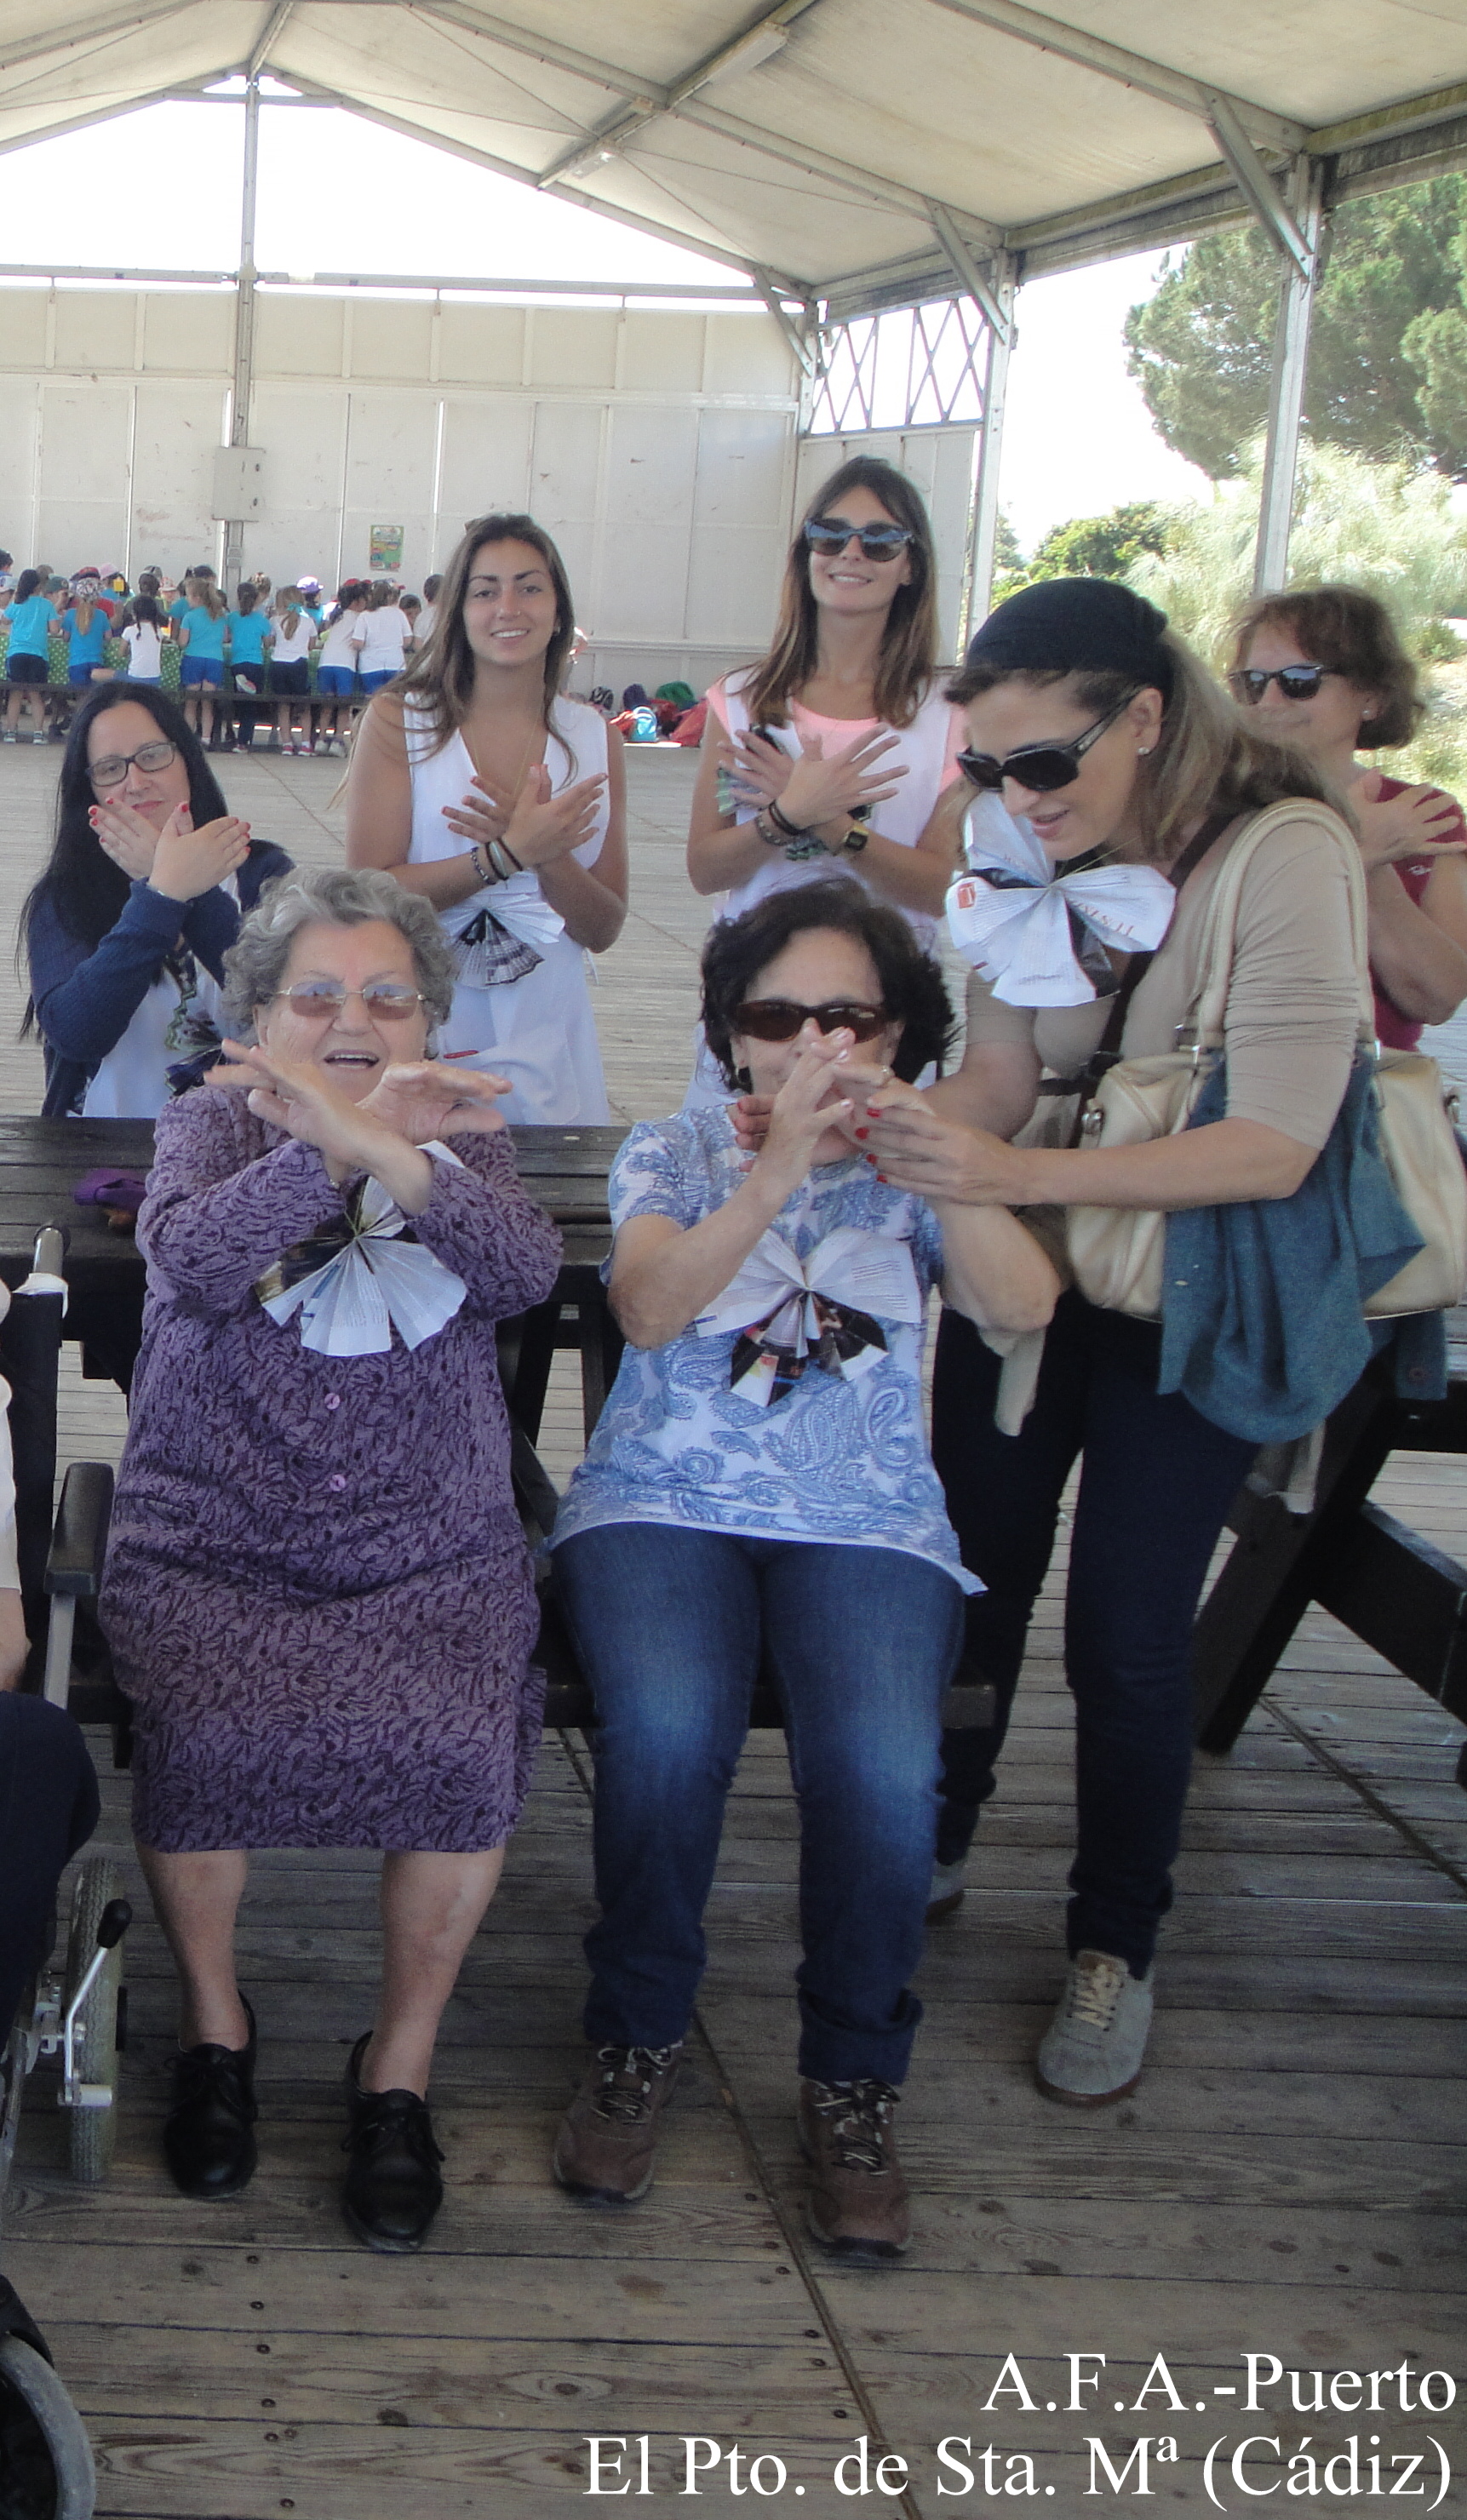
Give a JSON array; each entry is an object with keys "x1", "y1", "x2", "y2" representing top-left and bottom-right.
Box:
[
  {"x1": 268, "y1": 982, "x2": 427, "y2": 1021},
  {"x1": 803, "y1": 516, "x2": 913, "y2": 562},
  {"x1": 957, "y1": 690, "x2": 1137, "y2": 794},
  {"x1": 734, "y1": 999, "x2": 889, "y2": 1044},
  {"x1": 1229, "y1": 665, "x2": 1334, "y2": 703}
]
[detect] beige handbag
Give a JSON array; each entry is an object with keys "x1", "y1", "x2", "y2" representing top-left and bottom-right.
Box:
[{"x1": 1063, "y1": 800, "x2": 1467, "y2": 1322}]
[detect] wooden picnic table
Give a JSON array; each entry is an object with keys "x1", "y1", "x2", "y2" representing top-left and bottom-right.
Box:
[{"x1": 0, "y1": 1111, "x2": 625, "y2": 1444}]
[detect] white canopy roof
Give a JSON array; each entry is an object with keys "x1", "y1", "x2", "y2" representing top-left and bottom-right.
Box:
[{"x1": 1, "y1": 0, "x2": 1464, "y2": 311}]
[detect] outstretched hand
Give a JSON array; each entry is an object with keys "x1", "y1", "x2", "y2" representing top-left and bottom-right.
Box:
[{"x1": 358, "y1": 1060, "x2": 511, "y2": 1142}]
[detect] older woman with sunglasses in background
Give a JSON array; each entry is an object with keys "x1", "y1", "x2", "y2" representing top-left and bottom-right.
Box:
[
  {"x1": 100, "y1": 867, "x2": 561, "y2": 2253},
  {"x1": 855, "y1": 579, "x2": 1361, "y2": 2107},
  {"x1": 1229, "y1": 583, "x2": 1467, "y2": 1044},
  {"x1": 684, "y1": 457, "x2": 966, "y2": 1103},
  {"x1": 546, "y1": 883, "x2": 1057, "y2": 2259}
]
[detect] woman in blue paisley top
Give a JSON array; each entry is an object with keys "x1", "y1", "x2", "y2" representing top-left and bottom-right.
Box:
[{"x1": 548, "y1": 882, "x2": 1057, "y2": 2257}]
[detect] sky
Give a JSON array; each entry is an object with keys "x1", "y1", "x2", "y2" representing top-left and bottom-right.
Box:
[{"x1": 0, "y1": 95, "x2": 1212, "y2": 554}]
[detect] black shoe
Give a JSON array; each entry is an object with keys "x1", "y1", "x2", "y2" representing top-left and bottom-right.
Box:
[
  {"x1": 163, "y1": 1995, "x2": 258, "y2": 2199},
  {"x1": 342, "y1": 2032, "x2": 444, "y2": 2254}
]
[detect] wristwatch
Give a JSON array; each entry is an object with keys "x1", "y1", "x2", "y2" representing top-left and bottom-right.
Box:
[{"x1": 842, "y1": 822, "x2": 869, "y2": 855}]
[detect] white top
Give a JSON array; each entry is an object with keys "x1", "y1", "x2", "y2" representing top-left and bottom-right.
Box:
[
  {"x1": 358, "y1": 607, "x2": 412, "y2": 673},
  {"x1": 416, "y1": 604, "x2": 438, "y2": 644},
  {"x1": 406, "y1": 696, "x2": 611, "y2": 1125},
  {"x1": 318, "y1": 609, "x2": 366, "y2": 670},
  {"x1": 270, "y1": 613, "x2": 314, "y2": 664},
  {"x1": 121, "y1": 621, "x2": 163, "y2": 678}
]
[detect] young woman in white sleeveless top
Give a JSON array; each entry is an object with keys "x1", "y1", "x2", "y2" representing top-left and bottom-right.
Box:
[
  {"x1": 685, "y1": 457, "x2": 964, "y2": 1104},
  {"x1": 346, "y1": 513, "x2": 627, "y2": 1124}
]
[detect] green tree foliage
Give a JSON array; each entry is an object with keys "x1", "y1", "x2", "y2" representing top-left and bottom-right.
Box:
[
  {"x1": 1126, "y1": 442, "x2": 1467, "y2": 659},
  {"x1": 1124, "y1": 177, "x2": 1467, "y2": 480},
  {"x1": 1027, "y1": 502, "x2": 1169, "y2": 581}
]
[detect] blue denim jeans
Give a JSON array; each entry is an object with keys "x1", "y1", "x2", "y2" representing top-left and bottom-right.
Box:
[
  {"x1": 931, "y1": 1293, "x2": 1258, "y2": 1975},
  {"x1": 553, "y1": 1525, "x2": 965, "y2": 2085}
]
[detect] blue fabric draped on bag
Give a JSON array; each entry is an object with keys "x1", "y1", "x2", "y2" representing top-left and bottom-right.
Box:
[{"x1": 1157, "y1": 1059, "x2": 1445, "y2": 1442}]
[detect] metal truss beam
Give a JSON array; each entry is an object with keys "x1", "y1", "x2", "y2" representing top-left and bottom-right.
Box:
[
  {"x1": 1252, "y1": 155, "x2": 1325, "y2": 593},
  {"x1": 246, "y1": 0, "x2": 297, "y2": 81},
  {"x1": 927, "y1": 201, "x2": 1011, "y2": 345},
  {"x1": 539, "y1": 0, "x2": 825, "y2": 187},
  {"x1": 920, "y1": 0, "x2": 1304, "y2": 152},
  {"x1": 1204, "y1": 92, "x2": 1313, "y2": 280},
  {"x1": 965, "y1": 249, "x2": 1017, "y2": 639}
]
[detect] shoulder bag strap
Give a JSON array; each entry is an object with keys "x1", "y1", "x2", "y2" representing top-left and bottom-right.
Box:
[{"x1": 1183, "y1": 799, "x2": 1364, "y2": 1053}]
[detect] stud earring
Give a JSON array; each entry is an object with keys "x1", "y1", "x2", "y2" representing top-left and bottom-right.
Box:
[
  {"x1": 1137, "y1": 745, "x2": 1154, "y2": 757},
  {"x1": 735, "y1": 1063, "x2": 754, "y2": 1093}
]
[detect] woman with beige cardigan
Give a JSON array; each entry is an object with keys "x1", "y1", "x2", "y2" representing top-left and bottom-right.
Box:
[{"x1": 857, "y1": 579, "x2": 1361, "y2": 2108}]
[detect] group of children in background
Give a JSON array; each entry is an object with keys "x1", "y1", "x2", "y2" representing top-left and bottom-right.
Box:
[{"x1": 0, "y1": 553, "x2": 441, "y2": 757}]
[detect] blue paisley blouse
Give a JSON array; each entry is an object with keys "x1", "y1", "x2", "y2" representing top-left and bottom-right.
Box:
[{"x1": 552, "y1": 1105, "x2": 976, "y2": 1588}]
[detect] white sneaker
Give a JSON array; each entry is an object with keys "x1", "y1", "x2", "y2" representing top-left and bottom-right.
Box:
[
  {"x1": 925, "y1": 1858, "x2": 967, "y2": 1922},
  {"x1": 1035, "y1": 1950, "x2": 1153, "y2": 2106}
]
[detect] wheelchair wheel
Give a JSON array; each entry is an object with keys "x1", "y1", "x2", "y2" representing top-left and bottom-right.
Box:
[
  {"x1": 0, "y1": 2334, "x2": 96, "y2": 2520},
  {"x1": 61, "y1": 1861, "x2": 125, "y2": 2187}
]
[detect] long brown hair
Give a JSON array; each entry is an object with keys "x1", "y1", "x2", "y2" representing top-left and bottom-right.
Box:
[
  {"x1": 397, "y1": 513, "x2": 576, "y2": 763},
  {"x1": 948, "y1": 633, "x2": 1337, "y2": 863},
  {"x1": 742, "y1": 456, "x2": 938, "y2": 731},
  {"x1": 1229, "y1": 582, "x2": 1424, "y2": 750}
]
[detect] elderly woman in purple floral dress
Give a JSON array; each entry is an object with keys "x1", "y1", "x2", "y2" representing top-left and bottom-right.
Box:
[{"x1": 100, "y1": 866, "x2": 560, "y2": 2251}]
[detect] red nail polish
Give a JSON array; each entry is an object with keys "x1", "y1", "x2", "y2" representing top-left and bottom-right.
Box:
[
  {"x1": 853, "y1": 1126, "x2": 868, "y2": 1140},
  {"x1": 875, "y1": 1173, "x2": 888, "y2": 1184}
]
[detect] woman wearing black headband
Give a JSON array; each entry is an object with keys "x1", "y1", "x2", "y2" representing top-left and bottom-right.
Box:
[{"x1": 857, "y1": 578, "x2": 1361, "y2": 2105}]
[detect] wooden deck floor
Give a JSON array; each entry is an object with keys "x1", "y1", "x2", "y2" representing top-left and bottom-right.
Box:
[{"x1": 0, "y1": 744, "x2": 1463, "y2": 2518}]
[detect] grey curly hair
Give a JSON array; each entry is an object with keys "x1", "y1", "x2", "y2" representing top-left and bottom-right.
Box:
[{"x1": 221, "y1": 866, "x2": 456, "y2": 1037}]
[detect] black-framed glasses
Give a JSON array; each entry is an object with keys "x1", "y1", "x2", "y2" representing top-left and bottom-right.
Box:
[
  {"x1": 88, "y1": 737, "x2": 178, "y2": 790},
  {"x1": 957, "y1": 691, "x2": 1137, "y2": 794},
  {"x1": 268, "y1": 982, "x2": 427, "y2": 1022},
  {"x1": 734, "y1": 999, "x2": 889, "y2": 1044},
  {"x1": 803, "y1": 516, "x2": 913, "y2": 562},
  {"x1": 1229, "y1": 664, "x2": 1333, "y2": 704}
]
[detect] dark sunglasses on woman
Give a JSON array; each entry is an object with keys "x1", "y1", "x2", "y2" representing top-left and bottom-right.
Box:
[
  {"x1": 957, "y1": 690, "x2": 1137, "y2": 794},
  {"x1": 735, "y1": 999, "x2": 889, "y2": 1043},
  {"x1": 803, "y1": 516, "x2": 913, "y2": 562},
  {"x1": 1228, "y1": 664, "x2": 1333, "y2": 703}
]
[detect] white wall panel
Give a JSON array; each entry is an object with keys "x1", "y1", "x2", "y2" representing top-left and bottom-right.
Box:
[
  {"x1": 341, "y1": 392, "x2": 438, "y2": 588},
  {"x1": 248, "y1": 387, "x2": 352, "y2": 587},
  {"x1": 131, "y1": 384, "x2": 229, "y2": 570},
  {"x1": 37, "y1": 384, "x2": 132, "y2": 569},
  {"x1": 599, "y1": 406, "x2": 701, "y2": 639},
  {"x1": 0, "y1": 286, "x2": 800, "y2": 685},
  {"x1": 437, "y1": 398, "x2": 534, "y2": 554},
  {"x1": 685, "y1": 406, "x2": 793, "y2": 646}
]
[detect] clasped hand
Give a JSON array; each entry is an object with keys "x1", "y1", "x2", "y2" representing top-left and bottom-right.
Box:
[
  {"x1": 726, "y1": 724, "x2": 907, "y2": 838},
  {"x1": 90, "y1": 799, "x2": 252, "y2": 901},
  {"x1": 736, "y1": 1067, "x2": 1029, "y2": 1206},
  {"x1": 443, "y1": 761, "x2": 606, "y2": 873},
  {"x1": 1355, "y1": 771, "x2": 1465, "y2": 871}
]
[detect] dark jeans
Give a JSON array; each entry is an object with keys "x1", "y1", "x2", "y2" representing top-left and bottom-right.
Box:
[
  {"x1": 931, "y1": 1292, "x2": 1256, "y2": 1974},
  {"x1": 0, "y1": 1693, "x2": 99, "y2": 2045},
  {"x1": 554, "y1": 1526, "x2": 965, "y2": 2084}
]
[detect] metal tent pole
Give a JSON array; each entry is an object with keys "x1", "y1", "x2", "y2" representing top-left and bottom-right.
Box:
[
  {"x1": 225, "y1": 75, "x2": 261, "y2": 587},
  {"x1": 1251, "y1": 153, "x2": 1326, "y2": 593},
  {"x1": 960, "y1": 248, "x2": 1017, "y2": 648}
]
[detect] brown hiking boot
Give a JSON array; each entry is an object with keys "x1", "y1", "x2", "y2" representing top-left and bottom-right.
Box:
[
  {"x1": 553, "y1": 2043, "x2": 684, "y2": 2202},
  {"x1": 798, "y1": 2077, "x2": 910, "y2": 2259}
]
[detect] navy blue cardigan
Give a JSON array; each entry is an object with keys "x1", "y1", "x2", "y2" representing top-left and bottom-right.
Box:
[{"x1": 28, "y1": 840, "x2": 294, "y2": 1117}]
